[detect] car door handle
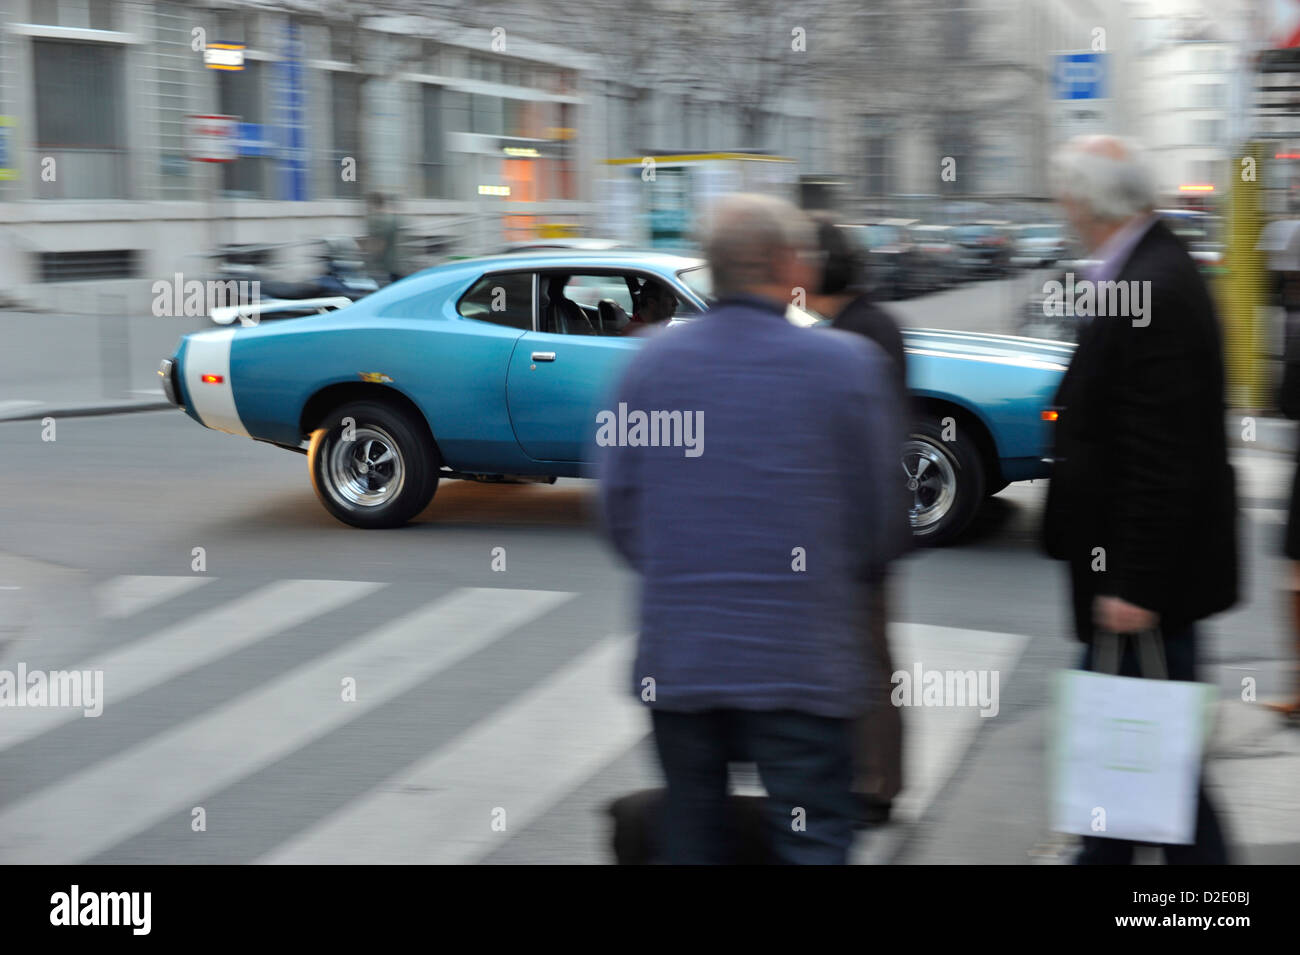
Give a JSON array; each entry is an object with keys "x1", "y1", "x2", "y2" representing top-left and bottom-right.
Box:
[{"x1": 531, "y1": 351, "x2": 556, "y2": 362}]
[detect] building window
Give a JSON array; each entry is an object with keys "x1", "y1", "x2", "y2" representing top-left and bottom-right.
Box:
[
  {"x1": 39, "y1": 249, "x2": 139, "y2": 281},
  {"x1": 218, "y1": 60, "x2": 269, "y2": 198},
  {"x1": 472, "y1": 94, "x2": 504, "y2": 136},
  {"x1": 218, "y1": 9, "x2": 251, "y2": 47},
  {"x1": 31, "y1": 0, "x2": 116, "y2": 29},
  {"x1": 863, "y1": 133, "x2": 890, "y2": 196},
  {"x1": 330, "y1": 25, "x2": 355, "y2": 63},
  {"x1": 419, "y1": 85, "x2": 447, "y2": 198},
  {"x1": 33, "y1": 39, "x2": 127, "y2": 198},
  {"x1": 331, "y1": 71, "x2": 361, "y2": 198}
]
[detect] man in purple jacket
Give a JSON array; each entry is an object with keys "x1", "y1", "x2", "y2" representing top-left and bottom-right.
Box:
[{"x1": 598, "y1": 194, "x2": 910, "y2": 864}]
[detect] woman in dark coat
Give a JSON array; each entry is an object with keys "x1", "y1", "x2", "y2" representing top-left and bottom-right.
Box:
[
  {"x1": 806, "y1": 214, "x2": 911, "y2": 822},
  {"x1": 1277, "y1": 274, "x2": 1300, "y2": 720}
]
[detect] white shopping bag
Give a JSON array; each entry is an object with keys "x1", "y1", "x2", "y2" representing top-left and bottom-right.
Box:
[{"x1": 1050, "y1": 634, "x2": 1216, "y2": 845}]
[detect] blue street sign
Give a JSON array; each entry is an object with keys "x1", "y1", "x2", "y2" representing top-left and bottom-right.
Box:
[
  {"x1": 1053, "y1": 52, "x2": 1106, "y2": 100},
  {"x1": 235, "y1": 123, "x2": 274, "y2": 157}
]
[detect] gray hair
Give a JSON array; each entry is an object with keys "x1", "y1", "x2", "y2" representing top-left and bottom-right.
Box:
[
  {"x1": 703, "y1": 193, "x2": 815, "y2": 297},
  {"x1": 1052, "y1": 136, "x2": 1156, "y2": 223}
]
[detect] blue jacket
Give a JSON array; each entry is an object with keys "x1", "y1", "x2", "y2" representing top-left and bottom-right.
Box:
[{"x1": 598, "y1": 295, "x2": 909, "y2": 718}]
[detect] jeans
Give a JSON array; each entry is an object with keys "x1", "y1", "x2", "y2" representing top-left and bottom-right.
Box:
[
  {"x1": 1075, "y1": 623, "x2": 1230, "y2": 865},
  {"x1": 651, "y1": 708, "x2": 858, "y2": 864}
]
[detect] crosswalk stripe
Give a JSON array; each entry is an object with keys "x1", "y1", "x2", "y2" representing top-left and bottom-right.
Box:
[
  {"x1": 853, "y1": 622, "x2": 1031, "y2": 864},
  {"x1": 262, "y1": 633, "x2": 643, "y2": 865},
  {"x1": 0, "y1": 587, "x2": 574, "y2": 864},
  {"x1": 97, "y1": 575, "x2": 213, "y2": 620},
  {"x1": 0, "y1": 578, "x2": 382, "y2": 753}
]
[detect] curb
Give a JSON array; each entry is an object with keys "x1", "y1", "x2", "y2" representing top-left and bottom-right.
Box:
[
  {"x1": 1, "y1": 400, "x2": 1296, "y2": 452},
  {"x1": 0, "y1": 400, "x2": 172, "y2": 423}
]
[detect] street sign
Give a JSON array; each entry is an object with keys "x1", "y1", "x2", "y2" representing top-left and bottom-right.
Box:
[
  {"x1": 0, "y1": 117, "x2": 15, "y2": 180},
  {"x1": 186, "y1": 114, "x2": 239, "y2": 163},
  {"x1": 1051, "y1": 52, "x2": 1110, "y2": 145},
  {"x1": 1053, "y1": 52, "x2": 1106, "y2": 100}
]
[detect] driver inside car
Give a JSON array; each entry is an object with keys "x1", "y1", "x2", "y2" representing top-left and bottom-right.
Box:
[{"x1": 618, "y1": 279, "x2": 678, "y2": 335}]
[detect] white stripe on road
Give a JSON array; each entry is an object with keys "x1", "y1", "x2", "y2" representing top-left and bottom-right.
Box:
[
  {"x1": 97, "y1": 575, "x2": 214, "y2": 620},
  {"x1": 0, "y1": 579, "x2": 381, "y2": 752},
  {"x1": 0, "y1": 588, "x2": 573, "y2": 864},
  {"x1": 262, "y1": 633, "x2": 643, "y2": 865},
  {"x1": 854, "y1": 622, "x2": 1031, "y2": 865}
]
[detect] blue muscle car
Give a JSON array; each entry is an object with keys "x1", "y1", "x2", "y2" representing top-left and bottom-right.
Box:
[{"x1": 158, "y1": 250, "x2": 1072, "y2": 545}]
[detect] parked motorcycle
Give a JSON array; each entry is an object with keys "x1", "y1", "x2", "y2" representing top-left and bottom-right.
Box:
[{"x1": 205, "y1": 236, "x2": 378, "y2": 325}]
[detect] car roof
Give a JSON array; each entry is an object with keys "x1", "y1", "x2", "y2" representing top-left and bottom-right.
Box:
[{"x1": 444, "y1": 249, "x2": 707, "y2": 273}]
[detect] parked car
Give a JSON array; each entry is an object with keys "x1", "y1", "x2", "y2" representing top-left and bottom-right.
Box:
[
  {"x1": 159, "y1": 250, "x2": 1069, "y2": 545},
  {"x1": 1016, "y1": 258, "x2": 1100, "y2": 342},
  {"x1": 1156, "y1": 209, "x2": 1224, "y2": 277},
  {"x1": 952, "y1": 222, "x2": 1013, "y2": 278},
  {"x1": 906, "y1": 224, "x2": 962, "y2": 290},
  {"x1": 1011, "y1": 223, "x2": 1069, "y2": 269},
  {"x1": 839, "y1": 219, "x2": 924, "y2": 300}
]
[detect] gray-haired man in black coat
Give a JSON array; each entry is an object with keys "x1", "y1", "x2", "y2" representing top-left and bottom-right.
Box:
[{"x1": 1043, "y1": 135, "x2": 1238, "y2": 865}]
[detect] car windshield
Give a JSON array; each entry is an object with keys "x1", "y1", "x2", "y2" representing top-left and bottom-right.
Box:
[
  {"x1": 863, "y1": 225, "x2": 901, "y2": 247},
  {"x1": 674, "y1": 265, "x2": 822, "y2": 326},
  {"x1": 955, "y1": 225, "x2": 995, "y2": 240},
  {"x1": 1022, "y1": 225, "x2": 1060, "y2": 239}
]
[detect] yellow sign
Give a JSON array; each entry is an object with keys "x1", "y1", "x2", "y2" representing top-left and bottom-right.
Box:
[
  {"x1": 204, "y1": 44, "x2": 245, "y2": 70},
  {"x1": 0, "y1": 116, "x2": 15, "y2": 181},
  {"x1": 538, "y1": 223, "x2": 580, "y2": 238}
]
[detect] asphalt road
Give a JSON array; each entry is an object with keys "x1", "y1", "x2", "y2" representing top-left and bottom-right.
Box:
[{"x1": 2, "y1": 408, "x2": 1297, "y2": 864}]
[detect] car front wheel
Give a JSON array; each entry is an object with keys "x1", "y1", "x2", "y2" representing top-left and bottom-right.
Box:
[
  {"x1": 903, "y1": 416, "x2": 986, "y2": 546},
  {"x1": 308, "y1": 400, "x2": 439, "y2": 528}
]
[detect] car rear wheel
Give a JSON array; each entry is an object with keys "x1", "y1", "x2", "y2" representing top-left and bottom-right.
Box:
[
  {"x1": 904, "y1": 416, "x2": 986, "y2": 546},
  {"x1": 309, "y1": 400, "x2": 439, "y2": 528}
]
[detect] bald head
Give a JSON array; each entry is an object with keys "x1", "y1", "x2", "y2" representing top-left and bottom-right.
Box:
[{"x1": 704, "y1": 193, "x2": 815, "y2": 300}]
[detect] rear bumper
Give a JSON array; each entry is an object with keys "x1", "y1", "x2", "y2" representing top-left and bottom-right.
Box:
[{"x1": 158, "y1": 357, "x2": 182, "y2": 409}]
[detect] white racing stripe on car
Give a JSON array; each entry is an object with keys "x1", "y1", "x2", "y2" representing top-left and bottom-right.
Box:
[{"x1": 182, "y1": 328, "x2": 248, "y2": 436}]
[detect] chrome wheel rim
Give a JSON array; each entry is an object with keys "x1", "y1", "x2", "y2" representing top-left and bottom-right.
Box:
[
  {"x1": 326, "y1": 425, "x2": 405, "y2": 508},
  {"x1": 902, "y1": 438, "x2": 957, "y2": 531}
]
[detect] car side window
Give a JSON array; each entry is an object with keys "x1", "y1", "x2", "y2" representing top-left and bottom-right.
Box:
[
  {"x1": 457, "y1": 272, "x2": 533, "y2": 330},
  {"x1": 565, "y1": 275, "x2": 633, "y2": 313}
]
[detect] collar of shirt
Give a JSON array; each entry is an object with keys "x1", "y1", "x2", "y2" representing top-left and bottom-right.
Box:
[
  {"x1": 712, "y1": 293, "x2": 791, "y2": 318},
  {"x1": 1086, "y1": 212, "x2": 1157, "y2": 285}
]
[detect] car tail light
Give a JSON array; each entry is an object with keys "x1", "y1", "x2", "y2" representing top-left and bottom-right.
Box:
[
  {"x1": 201, "y1": 374, "x2": 224, "y2": 384},
  {"x1": 1041, "y1": 409, "x2": 1059, "y2": 422}
]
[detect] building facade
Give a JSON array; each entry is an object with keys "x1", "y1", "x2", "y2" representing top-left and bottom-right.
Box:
[{"x1": 0, "y1": 0, "x2": 833, "y2": 312}]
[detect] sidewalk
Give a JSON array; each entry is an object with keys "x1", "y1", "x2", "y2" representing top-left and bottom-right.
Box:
[
  {"x1": 0, "y1": 310, "x2": 207, "y2": 421},
  {"x1": 879, "y1": 657, "x2": 1300, "y2": 866}
]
